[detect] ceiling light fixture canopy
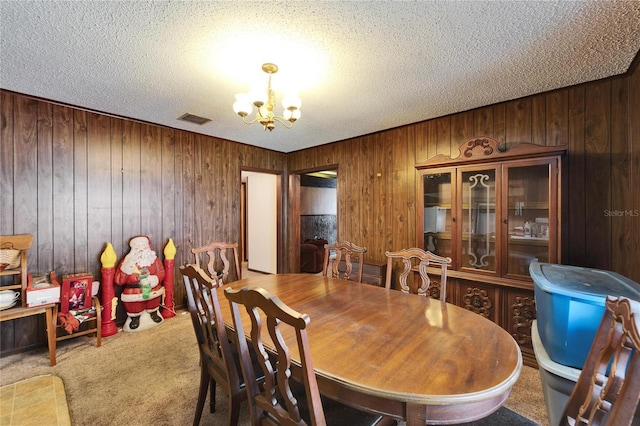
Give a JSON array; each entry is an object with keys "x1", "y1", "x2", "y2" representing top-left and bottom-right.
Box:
[{"x1": 233, "y1": 63, "x2": 301, "y2": 131}]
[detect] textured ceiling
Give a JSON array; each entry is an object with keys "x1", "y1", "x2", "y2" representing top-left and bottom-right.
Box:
[{"x1": 2, "y1": 1, "x2": 639, "y2": 153}]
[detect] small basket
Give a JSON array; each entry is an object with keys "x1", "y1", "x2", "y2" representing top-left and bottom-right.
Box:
[{"x1": 0, "y1": 244, "x2": 21, "y2": 270}]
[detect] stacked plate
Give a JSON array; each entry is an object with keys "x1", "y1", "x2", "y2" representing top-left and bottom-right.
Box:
[{"x1": 0, "y1": 290, "x2": 19, "y2": 310}]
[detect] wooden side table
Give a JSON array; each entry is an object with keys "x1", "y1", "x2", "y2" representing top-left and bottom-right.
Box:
[{"x1": 0, "y1": 304, "x2": 57, "y2": 366}]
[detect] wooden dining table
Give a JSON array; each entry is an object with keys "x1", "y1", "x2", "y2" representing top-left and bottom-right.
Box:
[{"x1": 217, "y1": 273, "x2": 522, "y2": 425}]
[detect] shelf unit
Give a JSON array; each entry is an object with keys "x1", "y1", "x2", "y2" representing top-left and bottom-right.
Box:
[
  {"x1": 0, "y1": 234, "x2": 57, "y2": 366},
  {"x1": 0, "y1": 234, "x2": 32, "y2": 304},
  {"x1": 415, "y1": 138, "x2": 566, "y2": 367}
]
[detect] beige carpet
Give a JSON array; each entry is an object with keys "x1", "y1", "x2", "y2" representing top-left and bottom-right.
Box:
[
  {"x1": 507, "y1": 363, "x2": 549, "y2": 426},
  {"x1": 0, "y1": 310, "x2": 549, "y2": 425}
]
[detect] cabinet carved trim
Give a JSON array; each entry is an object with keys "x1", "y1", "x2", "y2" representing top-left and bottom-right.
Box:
[
  {"x1": 511, "y1": 295, "x2": 535, "y2": 346},
  {"x1": 462, "y1": 287, "x2": 492, "y2": 318},
  {"x1": 415, "y1": 137, "x2": 567, "y2": 168},
  {"x1": 464, "y1": 138, "x2": 494, "y2": 157}
]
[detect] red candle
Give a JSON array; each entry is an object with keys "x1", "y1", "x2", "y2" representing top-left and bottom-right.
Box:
[
  {"x1": 100, "y1": 243, "x2": 119, "y2": 337},
  {"x1": 161, "y1": 238, "x2": 176, "y2": 319}
]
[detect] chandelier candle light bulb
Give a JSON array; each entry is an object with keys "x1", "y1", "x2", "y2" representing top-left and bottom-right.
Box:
[{"x1": 233, "y1": 63, "x2": 301, "y2": 131}]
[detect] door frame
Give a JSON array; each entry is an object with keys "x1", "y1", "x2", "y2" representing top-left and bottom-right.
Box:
[
  {"x1": 288, "y1": 165, "x2": 339, "y2": 273},
  {"x1": 241, "y1": 167, "x2": 284, "y2": 274}
]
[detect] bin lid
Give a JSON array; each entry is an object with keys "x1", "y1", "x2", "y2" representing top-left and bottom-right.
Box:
[{"x1": 530, "y1": 262, "x2": 640, "y2": 303}]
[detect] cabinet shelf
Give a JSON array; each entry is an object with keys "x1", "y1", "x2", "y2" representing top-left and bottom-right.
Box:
[
  {"x1": 509, "y1": 235, "x2": 549, "y2": 241},
  {"x1": 461, "y1": 234, "x2": 496, "y2": 239},
  {"x1": 508, "y1": 202, "x2": 548, "y2": 210},
  {"x1": 509, "y1": 236, "x2": 549, "y2": 247},
  {"x1": 424, "y1": 232, "x2": 452, "y2": 240},
  {"x1": 424, "y1": 203, "x2": 452, "y2": 209},
  {"x1": 461, "y1": 205, "x2": 496, "y2": 211}
]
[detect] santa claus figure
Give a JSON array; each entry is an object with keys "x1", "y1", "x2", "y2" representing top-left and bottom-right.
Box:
[{"x1": 115, "y1": 236, "x2": 165, "y2": 331}]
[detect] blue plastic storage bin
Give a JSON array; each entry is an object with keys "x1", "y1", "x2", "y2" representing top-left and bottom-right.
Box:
[{"x1": 530, "y1": 262, "x2": 640, "y2": 369}]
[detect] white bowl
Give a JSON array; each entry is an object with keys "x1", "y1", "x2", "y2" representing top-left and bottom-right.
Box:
[
  {"x1": 0, "y1": 290, "x2": 19, "y2": 305},
  {"x1": 0, "y1": 300, "x2": 17, "y2": 310}
]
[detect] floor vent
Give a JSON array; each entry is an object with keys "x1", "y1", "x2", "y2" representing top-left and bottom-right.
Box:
[{"x1": 178, "y1": 113, "x2": 211, "y2": 125}]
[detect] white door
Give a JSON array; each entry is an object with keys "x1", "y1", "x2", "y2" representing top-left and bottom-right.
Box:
[{"x1": 245, "y1": 172, "x2": 278, "y2": 274}]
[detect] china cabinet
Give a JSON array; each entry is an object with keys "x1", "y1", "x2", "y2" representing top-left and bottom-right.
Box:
[{"x1": 415, "y1": 137, "x2": 566, "y2": 366}]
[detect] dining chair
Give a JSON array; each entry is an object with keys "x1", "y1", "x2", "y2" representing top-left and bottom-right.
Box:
[
  {"x1": 559, "y1": 296, "x2": 640, "y2": 426},
  {"x1": 384, "y1": 248, "x2": 452, "y2": 301},
  {"x1": 322, "y1": 241, "x2": 367, "y2": 282},
  {"x1": 192, "y1": 241, "x2": 241, "y2": 284},
  {"x1": 224, "y1": 285, "x2": 393, "y2": 426},
  {"x1": 180, "y1": 264, "x2": 249, "y2": 426}
]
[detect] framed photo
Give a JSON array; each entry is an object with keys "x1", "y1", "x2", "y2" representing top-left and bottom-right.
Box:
[{"x1": 61, "y1": 273, "x2": 93, "y2": 313}]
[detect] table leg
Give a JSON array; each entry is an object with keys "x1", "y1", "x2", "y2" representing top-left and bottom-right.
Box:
[
  {"x1": 46, "y1": 305, "x2": 57, "y2": 366},
  {"x1": 406, "y1": 403, "x2": 426, "y2": 425}
]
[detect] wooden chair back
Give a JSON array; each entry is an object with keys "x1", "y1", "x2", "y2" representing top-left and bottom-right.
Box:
[
  {"x1": 224, "y1": 286, "x2": 326, "y2": 426},
  {"x1": 384, "y1": 248, "x2": 452, "y2": 301},
  {"x1": 560, "y1": 296, "x2": 640, "y2": 426},
  {"x1": 180, "y1": 264, "x2": 244, "y2": 425},
  {"x1": 192, "y1": 241, "x2": 241, "y2": 284},
  {"x1": 322, "y1": 241, "x2": 367, "y2": 282}
]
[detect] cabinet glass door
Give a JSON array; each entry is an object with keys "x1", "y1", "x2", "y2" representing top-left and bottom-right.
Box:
[
  {"x1": 504, "y1": 162, "x2": 552, "y2": 278},
  {"x1": 422, "y1": 171, "x2": 453, "y2": 260},
  {"x1": 460, "y1": 168, "x2": 497, "y2": 273}
]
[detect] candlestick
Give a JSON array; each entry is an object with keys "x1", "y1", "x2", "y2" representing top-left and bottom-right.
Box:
[
  {"x1": 100, "y1": 242, "x2": 119, "y2": 337},
  {"x1": 161, "y1": 238, "x2": 176, "y2": 319}
]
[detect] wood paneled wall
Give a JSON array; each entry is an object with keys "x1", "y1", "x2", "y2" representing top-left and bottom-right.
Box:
[
  {"x1": 288, "y1": 62, "x2": 640, "y2": 283},
  {"x1": 1, "y1": 56, "x2": 638, "y2": 354},
  {"x1": 0, "y1": 92, "x2": 286, "y2": 353}
]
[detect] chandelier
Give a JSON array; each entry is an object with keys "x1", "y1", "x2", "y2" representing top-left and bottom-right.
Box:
[{"x1": 233, "y1": 63, "x2": 301, "y2": 131}]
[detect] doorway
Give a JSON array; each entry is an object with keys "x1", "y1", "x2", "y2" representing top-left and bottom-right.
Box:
[
  {"x1": 300, "y1": 170, "x2": 338, "y2": 244},
  {"x1": 241, "y1": 170, "x2": 281, "y2": 274}
]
